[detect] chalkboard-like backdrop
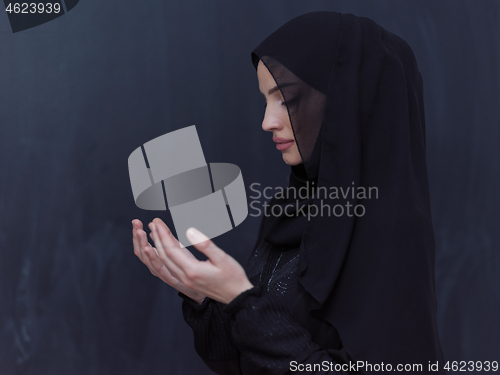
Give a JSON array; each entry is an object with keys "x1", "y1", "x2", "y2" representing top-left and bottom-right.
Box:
[{"x1": 0, "y1": 1, "x2": 498, "y2": 374}]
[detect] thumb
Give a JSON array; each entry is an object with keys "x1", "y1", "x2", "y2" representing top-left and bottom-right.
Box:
[{"x1": 186, "y1": 228, "x2": 226, "y2": 264}]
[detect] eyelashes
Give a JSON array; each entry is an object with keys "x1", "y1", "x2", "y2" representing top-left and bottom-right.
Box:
[
  {"x1": 263, "y1": 97, "x2": 298, "y2": 109},
  {"x1": 282, "y1": 97, "x2": 298, "y2": 107}
]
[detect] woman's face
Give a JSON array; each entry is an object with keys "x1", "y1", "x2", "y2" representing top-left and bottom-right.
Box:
[{"x1": 257, "y1": 60, "x2": 302, "y2": 166}]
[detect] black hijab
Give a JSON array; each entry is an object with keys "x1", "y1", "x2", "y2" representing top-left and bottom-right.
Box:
[{"x1": 252, "y1": 11, "x2": 445, "y2": 371}]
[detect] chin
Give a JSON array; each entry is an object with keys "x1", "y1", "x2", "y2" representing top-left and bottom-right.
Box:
[{"x1": 282, "y1": 153, "x2": 302, "y2": 166}]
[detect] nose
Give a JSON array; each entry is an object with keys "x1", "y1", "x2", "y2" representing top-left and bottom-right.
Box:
[{"x1": 261, "y1": 108, "x2": 283, "y2": 133}]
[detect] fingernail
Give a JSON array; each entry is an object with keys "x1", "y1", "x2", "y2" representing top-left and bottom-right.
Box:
[
  {"x1": 131, "y1": 220, "x2": 135, "y2": 229},
  {"x1": 186, "y1": 227, "x2": 205, "y2": 242}
]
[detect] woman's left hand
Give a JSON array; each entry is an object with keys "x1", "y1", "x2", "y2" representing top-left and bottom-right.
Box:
[{"x1": 148, "y1": 218, "x2": 254, "y2": 304}]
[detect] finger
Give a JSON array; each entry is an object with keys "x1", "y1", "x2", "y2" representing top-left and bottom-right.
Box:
[
  {"x1": 136, "y1": 229, "x2": 153, "y2": 264},
  {"x1": 132, "y1": 220, "x2": 161, "y2": 277},
  {"x1": 132, "y1": 220, "x2": 141, "y2": 254},
  {"x1": 149, "y1": 222, "x2": 187, "y2": 280},
  {"x1": 134, "y1": 227, "x2": 159, "y2": 274},
  {"x1": 137, "y1": 244, "x2": 159, "y2": 277},
  {"x1": 133, "y1": 220, "x2": 155, "y2": 255},
  {"x1": 152, "y1": 218, "x2": 182, "y2": 248},
  {"x1": 186, "y1": 227, "x2": 226, "y2": 265},
  {"x1": 137, "y1": 228, "x2": 150, "y2": 250},
  {"x1": 132, "y1": 223, "x2": 148, "y2": 263},
  {"x1": 155, "y1": 223, "x2": 201, "y2": 271},
  {"x1": 132, "y1": 219, "x2": 143, "y2": 231},
  {"x1": 151, "y1": 218, "x2": 198, "y2": 260},
  {"x1": 144, "y1": 245, "x2": 179, "y2": 283},
  {"x1": 145, "y1": 245, "x2": 164, "y2": 273}
]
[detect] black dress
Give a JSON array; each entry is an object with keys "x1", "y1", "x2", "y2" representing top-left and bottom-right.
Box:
[{"x1": 179, "y1": 238, "x2": 353, "y2": 375}]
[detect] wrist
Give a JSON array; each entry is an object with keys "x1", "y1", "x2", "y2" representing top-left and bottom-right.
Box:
[
  {"x1": 226, "y1": 280, "x2": 254, "y2": 304},
  {"x1": 179, "y1": 291, "x2": 207, "y2": 306},
  {"x1": 194, "y1": 295, "x2": 207, "y2": 306}
]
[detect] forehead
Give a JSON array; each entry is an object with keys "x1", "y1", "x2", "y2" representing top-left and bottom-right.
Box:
[{"x1": 257, "y1": 61, "x2": 277, "y2": 93}]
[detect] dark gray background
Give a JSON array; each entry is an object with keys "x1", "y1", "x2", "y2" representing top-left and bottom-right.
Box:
[{"x1": 0, "y1": 0, "x2": 498, "y2": 374}]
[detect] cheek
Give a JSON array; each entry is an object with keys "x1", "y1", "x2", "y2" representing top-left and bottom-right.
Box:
[
  {"x1": 279, "y1": 106, "x2": 291, "y2": 124},
  {"x1": 292, "y1": 143, "x2": 303, "y2": 162},
  {"x1": 276, "y1": 107, "x2": 292, "y2": 131}
]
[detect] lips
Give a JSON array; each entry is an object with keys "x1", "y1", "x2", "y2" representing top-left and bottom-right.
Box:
[
  {"x1": 273, "y1": 137, "x2": 295, "y2": 144},
  {"x1": 273, "y1": 137, "x2": 295, "y2": 151}
]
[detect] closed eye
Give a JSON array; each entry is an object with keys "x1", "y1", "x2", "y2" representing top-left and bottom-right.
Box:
[{"x1": 282, "y1": 97, "x2": 298, "y2": 107}]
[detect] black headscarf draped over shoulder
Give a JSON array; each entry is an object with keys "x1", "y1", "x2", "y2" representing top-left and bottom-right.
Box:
[{"x1": 252, "y1": 11, "x2": 445, "y2": 371}]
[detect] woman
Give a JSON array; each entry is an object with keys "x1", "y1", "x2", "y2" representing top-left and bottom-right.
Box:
[{"x1": 132, "y1": 11, "x2": 445, "y2": 374}]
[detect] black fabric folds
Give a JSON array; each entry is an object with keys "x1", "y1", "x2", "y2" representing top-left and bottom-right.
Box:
[
  {"x1": 263, "y1": 164, "x2": 315, "y2": 247},
  {"x1": 252, "y1": 11, "x2": 445, "y2": 372}
]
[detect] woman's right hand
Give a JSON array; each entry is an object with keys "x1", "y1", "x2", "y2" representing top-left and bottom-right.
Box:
[{"x1": 132, "y1": 219, "x2": 207, "y2": 305}]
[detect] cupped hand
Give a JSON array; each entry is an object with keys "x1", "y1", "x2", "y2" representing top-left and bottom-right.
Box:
[
  {"x1": 132, "y1": 219, "x2": 206, "y2": 305},
  {"x1": 148, "y1": 219, "x2": 254, "y2": 305}
]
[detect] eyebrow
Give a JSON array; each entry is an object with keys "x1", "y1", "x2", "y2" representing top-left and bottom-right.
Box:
[{"x1": 262, "y1": 82, "x2": 297, "y2": 96}]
